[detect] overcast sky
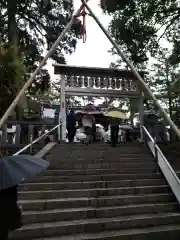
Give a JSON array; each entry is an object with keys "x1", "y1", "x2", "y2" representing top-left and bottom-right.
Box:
[
  {"x1": 65, "y1": 0, "x2": 114, "y2": 67},
  {"x1": 48, "y1": 0, "x2": 114, "y2": 76}
]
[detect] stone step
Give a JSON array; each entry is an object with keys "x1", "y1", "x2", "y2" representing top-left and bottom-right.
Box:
[
  {"x1": 57, "y1": 143, "x2": 142, "y2": 146},
  {"x1": 51, "y1": 155, "x2": 153, "y2": 160},
  {"x1": 48, "y1": 162, "x2": 156, "y2": 170},
  {"x1": 22, "y1": 203, "x2": 179, "y2": 224},
  {"x1": 54, "y1": 144, "x2": 144, "y2": 149},
  {"x1": 43, "y1": 168, "x2": 158, "y2": 176},
  {"x1": 51, "y1": 150, "x2": 151, "y2": 154},
  {"x1": 9, "y1": 213, "x2": 180, "y2": 239},
  {"x1": 19, "y1": 185, "x2": 170, "y2": 200},
  {"x1": 53, "y1": 144, "x2": 147, "y2": 152},
  {"x1": 48, "y1": 159, "x2": 156, "y2": 168},
  {"x1": 48, "y1": 147, "x2": 151, "y2": 158},
  {"x1": 57, "y1": 151, "x2": 148, "y2": 155},
  {"x1": 32, "y1": 173, "x2": 162, "y2": 183},
  {"x1": 24, "y1": 224, "x2": 180, "y2": 240},
  {"x1": 52, "y1": 158, "x2": 152, "y2": 162},
  {"x1": 49, "y1": 153, "x2": 151, "y2": 158},
  {"x1": 20, "y1": 179, "x2": 165, "y2": 191},
  {"x1": 48, "y1": 158, "x2": 154, "y2": 164},
  {"x1": 57, "y1": 149, "x2": 150, "y2": 153},
  {"x1": 19, "y1": 193, "x2": 175, "y2": 211},
  {"x1": 49, "y1": 158, "x2": 155, "y2": 165}
]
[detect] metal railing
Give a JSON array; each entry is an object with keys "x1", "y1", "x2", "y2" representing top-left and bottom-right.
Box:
[
  {"x1": 142, "y1": 126, "x2": 180, "y2": 204},
  {"x1": 14, "y1": 124, "x2": 60, "y2": 156}
]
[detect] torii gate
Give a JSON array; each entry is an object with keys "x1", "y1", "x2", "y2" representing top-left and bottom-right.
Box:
[
  {"x1": 0, "y1": 0, "x2": 180, "y2": 142},
  {"x1": 54, "y1": 64, "x2": 146, "y2": 141}
]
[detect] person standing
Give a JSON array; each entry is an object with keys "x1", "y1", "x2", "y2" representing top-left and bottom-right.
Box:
[
  {"x1": 67, "y1": 110, "x2": 77, "y2": 143},
  {"x1": 125, "y1": 129, "x2": 132, "y2": 143},
  {"x1": 110, "y1": 119, "x2": 119, "y2": 147},
  {"x1": 92, "y1": 122, "x2": 96, "y2": 141},
  {"x1": 0, "y1": 185, "x2": 22, "y2": 240},
  {"x1": 82, "y1": 114, "x2": 95, "y2": 144}
]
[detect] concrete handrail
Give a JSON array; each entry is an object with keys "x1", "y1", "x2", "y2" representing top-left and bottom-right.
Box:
[
  {"x1": 14, "y1": 124, "x2": 60, "y2": 156},
  {"x1": 142, "y1": 125, "x2": 180, "y2": 204}
]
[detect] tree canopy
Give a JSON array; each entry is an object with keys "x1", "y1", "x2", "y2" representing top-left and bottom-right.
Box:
[
  {"x1": 147, "y1": 48, "x2": 177, "y2": 116},
  {"x1": 0, "y1": 0, "x2": 82, "y2": 118},
  {"x1": 100, "y1": 0, "x2": 180, "y2": 65},
  {"x1": 0, "y1": 43, "x2": 26, "y2": 117},
  {"x1": 0, "y1": 0, "x2": 81, "y2": 69}
]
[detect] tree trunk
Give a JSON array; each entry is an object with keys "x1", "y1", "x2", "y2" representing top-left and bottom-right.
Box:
[
  {"x1": 167, "y1": 80, "x2": 173, "y2": 118},
  {"x1": 15, "y1": 106, "x2": 20, "y2": 120},
  {"x1": 129, "y1": 99, "x2": 134, "y2": 127},
  {"x1": 7, "y1": 0, "x2": 18, "y2": 50},
  {"x1": 165, "y1": 61, "x2": 173, "y2": 118},
  {"x1": 7, "y1": 0, "x2": 21, "y2": 119},
  {"x1": 168, "y1": 93, "x2": 173, "y2": 118}
]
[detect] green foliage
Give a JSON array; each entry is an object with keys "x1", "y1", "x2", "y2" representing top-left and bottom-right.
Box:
[
  {"x1": 144, "y1": 48, "x2": 180, "y2": 118},
  {"x1": 28, "y1": 69, "x2": 51, "y2": 96},
  {"x1": 100, "y1": 0, "x2": 180, "y2": 64},
  {"x1": 0, "y1": 43, "x2": 26, "y2": 116},
  {"x1": 0, "y1": 0, "x2": 82, "y2": 115},
  {"x1": 150, "y1": 49, "x2": 173, "y2": 95},
  {"x1": 0, "y1": 0, "x2": 81, "y2": 68}
]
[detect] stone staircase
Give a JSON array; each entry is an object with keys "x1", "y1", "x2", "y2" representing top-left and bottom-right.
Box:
[{"x1": 9, "y1": 143, "x2": 180, "y2": 239}]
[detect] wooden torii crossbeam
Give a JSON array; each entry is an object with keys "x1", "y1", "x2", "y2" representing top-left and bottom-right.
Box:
[{"x1": 54, "y1": 64, "x2": 146, "y2": 98}]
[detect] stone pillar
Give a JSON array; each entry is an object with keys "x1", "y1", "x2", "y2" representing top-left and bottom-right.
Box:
[
  {"x1": 15, "y1": 124, "x2": 21, "y2": 144},
  {"x1": 41, "y1": 125, "x2": 46, "y2": 135},
  {"x1": 59, "y1": 74, "x2": 66, "y2": 142},
  {"x1": 129, "y1": 99, "x2": 134, "y2": 127},
  {"x1": 1, "y1": 124, "x2": 7, "y2": 144},
  {"x1": 28, "y1": 125, "x2": 34, "y2": 143},
  {"x1": 138, "y1": 95, "x2": 144, "y2": 142}
]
